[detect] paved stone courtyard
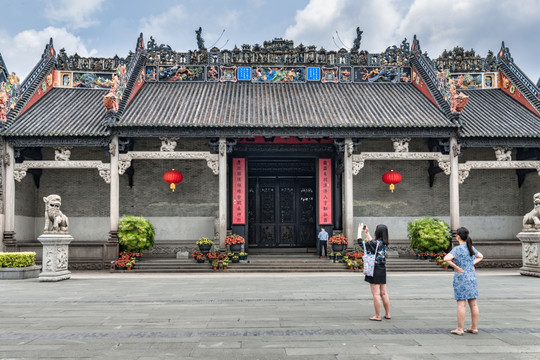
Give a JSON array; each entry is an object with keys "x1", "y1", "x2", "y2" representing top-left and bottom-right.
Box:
[{"x1": 1, "y1": 269, "x2": 539, "y2": 359}]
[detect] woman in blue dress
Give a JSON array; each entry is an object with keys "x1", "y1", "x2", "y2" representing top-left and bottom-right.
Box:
[{"x1": 444, "y1": 227, "x2": 484, "y2": 335}]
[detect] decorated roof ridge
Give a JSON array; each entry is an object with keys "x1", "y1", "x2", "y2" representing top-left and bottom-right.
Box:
[
  {"x1": 497, "y1": 41, "x2": 540, "y2": 113},
  {"x1": 102, "y1": 33, "x2": 147, "y2": 125},
  {"x1": 0, "y1": 52, "x2": 8, "y2": 83},
  {"x1": 2, "y1": 38, "x2": 56, "y2": 127},
  {"x1": 138, "y1": 27, "x2": 412, "y2": 68},
  {"x1": 433, "y1": 47, "x2": 497, "y2": 73},
  {"x1": 409, "y1": 35, "x2": 457, "y2": 122}
]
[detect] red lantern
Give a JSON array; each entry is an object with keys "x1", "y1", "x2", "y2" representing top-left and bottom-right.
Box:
[
  {"x1": 163, "y1": 169, "x2": 183, "y2": 192},
  {"x1": 382, "y1": 170, "x2": 402, "y2": 192}
]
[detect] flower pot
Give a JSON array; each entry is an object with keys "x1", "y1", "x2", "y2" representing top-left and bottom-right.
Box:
[
  {"x1": 331, "y1": 244, "x2": 345, "y2": 252},
  {"x1": 198, "y1": 244, "x2": 212, "y2": 252},
  {"x1": 231, "y1": 258, "x2": 240, "y2": 263},
  {"x1": 197, "y1": 259, "x2": 205, "y2": 263},
  {"x1": 230, "y1": 244, "x2": 242, "y2": 252}
]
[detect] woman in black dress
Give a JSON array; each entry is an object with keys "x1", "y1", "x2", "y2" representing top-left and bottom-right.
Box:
[{"x1": 362, "y1": 224, "x2": 390, "y2": 321}]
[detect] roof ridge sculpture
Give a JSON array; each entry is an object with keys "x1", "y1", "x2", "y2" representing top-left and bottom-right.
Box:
[
  {"x1": 2, "y1": 38, "x2": 56, "y2": 128},
  {"x1": 102, "y1": 33, "x2": 147, "y2": 125},
  {"x1": 409, "y1": 35, "x2": 459, "y2": 123},
  {"x1": 0, "y1": 52, "x2": 8, "y2": 83},
  {"x1": 496, "y1": 41, "x2": 540, "y2": 114}
]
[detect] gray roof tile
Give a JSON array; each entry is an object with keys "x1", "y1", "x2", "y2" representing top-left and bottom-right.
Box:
[{"x1": 118, "y1": 82, "x2": 453, "y2": 129}]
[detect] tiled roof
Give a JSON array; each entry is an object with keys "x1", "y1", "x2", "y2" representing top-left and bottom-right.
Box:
[
  {"x1": 459, "y1": 89, "x2": 540, "y2": 138},
  {"x1": 117, "y1": 82, "x2": 454, "y2": 129},
  {"x1": 3, "y1": 88, "x2": 109, "y2": 137}
]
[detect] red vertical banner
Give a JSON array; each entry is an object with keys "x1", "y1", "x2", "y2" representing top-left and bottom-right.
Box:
[
  {"x1": 232, "y1": 158, "x2": 246, "y2": 225},
  {"x1": 318, "y1": 158, "x2": 332, "y2": 225}
]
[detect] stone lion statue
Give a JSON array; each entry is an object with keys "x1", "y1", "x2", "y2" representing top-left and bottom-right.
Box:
[
  {"x1": 44, "y1": 194, "x2": 69, "y2": 233},
  {"x1": 523, "y1": 192, "x2": 540, "y2": 231}
]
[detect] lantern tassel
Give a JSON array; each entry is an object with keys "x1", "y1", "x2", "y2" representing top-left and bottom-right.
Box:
[
  {"x1": 170, "y1": 183, "x2": 176, "y2": 192},
  {"x1": 389, "y1": 184, "x2": 395, "y2": 192}
]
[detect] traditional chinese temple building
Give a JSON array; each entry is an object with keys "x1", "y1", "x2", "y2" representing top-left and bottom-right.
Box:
[{"x1": 0, "y1": 31, "x2": 539, "y2": 269}]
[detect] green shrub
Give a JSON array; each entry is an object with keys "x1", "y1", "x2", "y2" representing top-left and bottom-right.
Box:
[
  {"x1": 118, "y1": 215, "x2": 155, "y2": 252},
  {"x1": 408, "y1": 217, "x2": 451, "y2": 252},
  {"x1": 0, "y1": 252, "x2": 36, "y2": 268}
]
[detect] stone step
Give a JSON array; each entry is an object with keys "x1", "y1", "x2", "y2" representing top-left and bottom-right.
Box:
[{"x1": 119, "y1": 256, "x2": 448, "y2": 273}]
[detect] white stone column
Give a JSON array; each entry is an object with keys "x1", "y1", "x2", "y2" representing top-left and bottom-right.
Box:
[
  {"x1": 218, "y1": 138, "x2": 227, "y2": 248},
  {"x1": 343, "y1": 138, "x2": 354, "y2": 241},
  {"x1": 3, "y1": 144, "x2": 16, "y2": 249},
  {"x1": 109, "y1": 136, "x2": 120, "y2": 236},
  {"x1": 449, "y1": 137, "x2": 460, "y2": 235}
]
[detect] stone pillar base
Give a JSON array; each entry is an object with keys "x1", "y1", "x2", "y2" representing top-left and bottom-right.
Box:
[
  {"x1": 37, "y1": 234, "x2": 73, "y2": 282},
  {"x1": 517, "y1": 231, "x2": 540, "y2": 277}
]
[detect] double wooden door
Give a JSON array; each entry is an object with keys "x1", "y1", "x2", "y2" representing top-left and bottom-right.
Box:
[{"x1": 247, "y1": 177, "x2": 315, "y2": 247}]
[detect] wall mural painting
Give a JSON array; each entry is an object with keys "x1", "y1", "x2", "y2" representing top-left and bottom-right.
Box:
[
  {"x1": 483, "y1": 72, "x2": 497, "y2": 89},
  {"x1": 159, "y1": 66, "x2": 204, "y2": 82},
  {"x1": 400, "y1": 67, "x2": 412, "y2": 83},
  {"x1": 1, "y1": 73, "x2": 21, "y2": 121},
  {"x1": 206, "y1": 66, "x2": 219, "y2": 82},
  {"x1": 251, "y1": 67, "x2": 305, "y2": 83},
  {"x1": 145, "y1": 66, "x2": 157, "y2": 82},
  {"x1": 321, "y1": 67, "x2": 338, "y2": 83},
  {"x1": 354, "y1": 66, "x2": 401, "y2": 83},
  {"x1": 60, "y1": 72, "x2": 72, "y2": 87},
  {"x1": 449, "y1": 73, "x2": 483, "y2": 90},
  {"x1": 72, "y1": 72, "x2": 113, "y2": 88},
  {"x1": 220, "y1": 66, "x2": 237, "y2": 82},
  {"x1": 339, "y1": 67, "x2": 352, "y2": 83}
]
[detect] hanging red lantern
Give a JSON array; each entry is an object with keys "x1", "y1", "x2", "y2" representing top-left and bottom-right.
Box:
[
  {"x1": 163, "y1": 169, "x2": 183, "y2": 192},
  {"x1": 382, "y1": 170, "x2": 402, "y2": 192}
]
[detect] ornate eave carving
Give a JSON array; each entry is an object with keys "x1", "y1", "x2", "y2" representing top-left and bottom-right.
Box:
[
  {"x1": 14, "y1": 160, "x2": 111, "y2": 183},
  {"x1": 458, "y1": 160, "x2": 540, "y2": 183},
  {"x1": 118, "y1": 151, "x2": 219, "y2": 175},
  {"x1": 351, "y1": 152, "x2": 450, "y2": 175}
]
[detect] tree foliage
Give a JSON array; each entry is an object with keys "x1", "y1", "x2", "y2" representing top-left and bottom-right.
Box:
[
  {"x1": 118, "y1": 215, "x2": 155, "y2": 252},
  {"x1": 408, "y1": 217, "x2": 451, "y2": 252}
]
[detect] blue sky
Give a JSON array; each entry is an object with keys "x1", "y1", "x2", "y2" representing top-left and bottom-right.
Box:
[{"x1": 1, "y1": 0, "x2": 538, "y2": 84}]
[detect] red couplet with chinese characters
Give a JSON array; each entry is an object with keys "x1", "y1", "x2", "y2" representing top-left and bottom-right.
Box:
[
  {"x1": 318, "y1": 158, "x2": 332, "y2": 225},
  {"x1": 232, "y1": 158, "x2": 246, "y2": 224}
]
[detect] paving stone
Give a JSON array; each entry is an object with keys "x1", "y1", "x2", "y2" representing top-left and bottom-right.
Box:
[{"x1": 0, "y1": 269, "x2": 539, "y2": 359}]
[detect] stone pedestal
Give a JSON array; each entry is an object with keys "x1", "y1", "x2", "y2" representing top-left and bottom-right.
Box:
[
  {"x1": 517, "y1": 232, "x2": 540, "y2": 277},
  {"x1": 37, "y1": 234, "x2": 73, "y2": 282}
]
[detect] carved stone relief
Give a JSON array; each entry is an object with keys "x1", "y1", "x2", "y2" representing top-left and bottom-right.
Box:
[
  {"x1": 493, "y1": 146, "x2": 512, "y2": 161},
  {"x1": 160, "y1": 137, "x2": 178, "y2": 152},
  {"x1": 524, "y1": 243, "x2": 539, "y2": 265},
  {"x1": 54, "y1": 147, "x2": 72, "y2": 161},
  {"x1": 391, "y1": 138, "x2": 411, "y2": 152}
]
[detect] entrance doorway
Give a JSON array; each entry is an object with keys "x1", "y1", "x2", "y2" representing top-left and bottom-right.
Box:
[{"x1": 247, "y1": 159, "x2": 316, "y2": 248}]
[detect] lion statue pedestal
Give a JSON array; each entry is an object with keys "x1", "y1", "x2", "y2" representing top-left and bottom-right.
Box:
[
  {"x1": 517, "y1": 192, "x2": 540, "y2": 277},
  {"x1": 38, "y1": 195, "x2": 73, "y2": 282}
]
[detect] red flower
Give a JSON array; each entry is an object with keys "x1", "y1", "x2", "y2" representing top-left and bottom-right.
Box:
[{"x1": 225, "y1": 234, "x2": 245, "y2": 245}]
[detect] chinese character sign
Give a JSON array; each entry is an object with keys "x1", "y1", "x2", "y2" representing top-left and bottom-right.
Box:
[
  {"x1": 232, "y1": 158, "x2": 246, "y2": 224},
  {"x1": 318, "y1": 158, "x2": 332, "y2": 225}
]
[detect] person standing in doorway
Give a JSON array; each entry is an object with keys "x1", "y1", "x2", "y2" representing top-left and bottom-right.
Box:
[
  {"x1": 444, "y1": 227, "x2": 484, "y2": 336},
  {"x1": 363, "y1": 224, "x2": 390, "y2": 321},
  {"x1": 318, "y1": 226, "x2": 329, "y2": 258}
]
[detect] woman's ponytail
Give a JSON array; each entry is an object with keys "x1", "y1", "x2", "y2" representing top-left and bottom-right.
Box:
[{"x1": 457, "y1": 227, "x2": 475, "y2": 256}]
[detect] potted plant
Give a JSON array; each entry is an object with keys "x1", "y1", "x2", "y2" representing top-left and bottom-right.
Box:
[
  {"x1": 196, "y1": 237, "x2": 214, "y2": 253},
  {"x1": 231, "y1": 254, "x2": 240, "y2": 263},
  {"x1": 329, "y1": 234, "x2": 348, "y2": 252},
  {"x1": 115, "y1": 250, "x2": 136, "y2": 270},
  {"x1": 118, "y1": 215, "x2": 155, "y2": 253},
  {"x1": 408, "y1": 217, "x2": 451, "y2": 254},
  {"x1": 222, "y1": 258, "x2": 230, "y2": 269},
  {"x1": 211, "y1": 259, "x2": 219, "y2": 270},
  {"x1": 238, "y1": 252, "x2": 248, "y2": 260},
  {"x1": 225, "y1": 234, "x2": 245, "y2": 252},
  {"x1": 192, "y1": 251, "x2": 206, "y2": 263}
]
